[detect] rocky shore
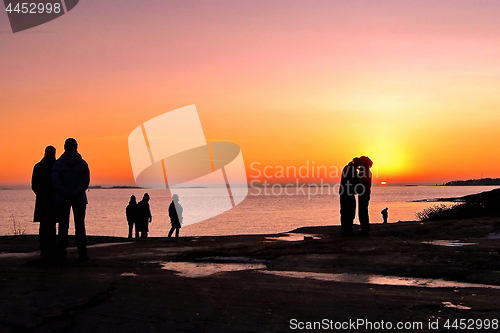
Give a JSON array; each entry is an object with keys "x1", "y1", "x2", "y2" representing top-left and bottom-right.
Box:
[{"x1": 1, "y1": 217, "x2": 499, "y2": 332}]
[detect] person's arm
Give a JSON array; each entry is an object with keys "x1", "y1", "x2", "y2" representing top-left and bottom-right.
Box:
[
  {"x1": 31, "y1": 164, "x2": 40, "y2": 195},
  {"x1": 72, "y1": 161, "x2": 90, "y2": 197}
]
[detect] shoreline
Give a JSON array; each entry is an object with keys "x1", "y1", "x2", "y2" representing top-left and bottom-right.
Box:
[{"x1": 0, "y1": 217, "x2": 499, "y2": 332}]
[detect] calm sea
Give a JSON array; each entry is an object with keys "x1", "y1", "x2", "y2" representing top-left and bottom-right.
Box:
[{"x1": 0, "y1": 186, "x2": 497, "y2": 238}]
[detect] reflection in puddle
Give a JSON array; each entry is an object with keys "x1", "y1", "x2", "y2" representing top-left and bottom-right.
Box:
[
  {"x1": 422, "y1": 240, "x2": 477, "y2": 247},
  {"x1": 88, "y1": 242, "x2": 133, "y2": 248},
  {"x1": 266, "y1": 233, "x2": 320, "y2": 242},
  {"x1": 120, "y1": 272, "x2": 138, "y2": 277},
  {"x1": 442, "y1": 301, "x2": 471, "y2": 310},
  {"x1": 194, "y1": 257, "x2": 267, "y2": 264},
  {"x1": 0, "y1": 251, "x2": 39, "y2": 259},
  {"x1": 157, "y1": 261, "x2": 267, "y2": 277},
  {"x1": 261, "y1": 271, "x2": 500, "y2": 289}
]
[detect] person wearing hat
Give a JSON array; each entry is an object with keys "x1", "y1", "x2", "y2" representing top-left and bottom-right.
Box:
[{"x1": 168, "y1": 194, "x2": 183, "y2": 238}]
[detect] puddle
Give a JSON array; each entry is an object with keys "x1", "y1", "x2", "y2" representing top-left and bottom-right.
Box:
[
  {"x1": 442, "y1": 301, "x2": 471, "y2": 310},
  {"x1": 192, "y1": 257, "x2": 267, "y2": 264},
  {"x1": 0, "y1": 251, "x2": 40, "y2": 259},
  {"x1": 422, "y1": 240, "x2": 477, "y2": 247},
  {"x1": 88, "y1": 242, "x2": 133, "y2": 248},
  {"x1": 265, "y1": 233, "x2": 320, "y2": 242},
  {"x1": 120, "y1": 272, "x2": 138, "y2": 277},
  {"x1": 261, "y1": 271, "x2": 500, "y2": 289},
  {"x1": 156, "y1": 261, "x2": 267, "y2": 277}
]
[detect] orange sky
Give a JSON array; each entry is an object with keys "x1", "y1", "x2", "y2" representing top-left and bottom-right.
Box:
[{"x1": 1, "y1": 0, "x2": 500, "y2": 186}]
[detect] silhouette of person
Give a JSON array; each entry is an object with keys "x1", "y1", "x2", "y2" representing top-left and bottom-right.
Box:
[
  {"x1": 31, "y1": 145, "x2": 58, "y2": 261},
  {"x1": 168, "y1": 194, "x2": 183, "y2": 238},
  {"x1": 126, "y1": 195, "x2": 139, "y2": 239},
  {"x1": 52, "y1": 138, "x2": 90, "y2": 262},
  {"x1": 137, "y1": 193, "x2": 152, "y2": 238},
  {"x1": 357, "y1": 156, "x2": 373, "y2": 236},
  {"x1": 381, "y1": 207, "x2": 388, "y2": 224},
  {"x1": 339, "y1": 158, "x2": 360, "y2": 237}
]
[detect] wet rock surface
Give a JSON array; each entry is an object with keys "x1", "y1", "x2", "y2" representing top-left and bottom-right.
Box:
[{"x1": 0, "y1": 217, "x2": 499, "y2": 332}]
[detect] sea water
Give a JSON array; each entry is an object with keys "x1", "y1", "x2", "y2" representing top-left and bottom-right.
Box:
[{"x1": 0, "y1": 186, "x2": 497, "y2": 238}]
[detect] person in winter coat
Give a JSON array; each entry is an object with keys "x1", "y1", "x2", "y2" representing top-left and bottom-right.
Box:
[
  {"x1": 168, "y1": 194, "x2": 183, "y2": 238},
  {"x1": 126, "y1": 195, "x2": 139, "y2": 239},
  {"x1": 136, "y1": 193, "x2": 152, "y2": 237},
  {"x1": 31, "y1": 145, "x2": 57, "y2": 261},
  {"x1": 52, "y1": 138, "x2": 90, "y2": 262},
  {"x1": 357, "y1": 156, "x2": 373, "y2": 236},
  {"x1": 381, "y1": 207, "x2": 389, "y2": 224},
  {"x1": 339, "y1": 158, "x2": 360, "y2": 237}
]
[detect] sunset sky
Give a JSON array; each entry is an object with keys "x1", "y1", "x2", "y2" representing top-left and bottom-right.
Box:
[{"x1": 1, "y1": 0, "x2": 500, "y2": 186}]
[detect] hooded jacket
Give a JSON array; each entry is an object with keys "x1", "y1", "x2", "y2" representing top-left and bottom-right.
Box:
[{"x1": 52, "y1": 150, "x2": 90, "y2": 206}]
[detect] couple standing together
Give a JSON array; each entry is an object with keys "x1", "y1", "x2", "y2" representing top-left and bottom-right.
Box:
[
  {"x1": 126, "y1": 193, "x2": 152, "y2": 238},
  {"x1": 32, "y1": 138, "x2": 90, "y2": 262},
  {"x1": 339, "y1": 156, "x2": 373, "y2": 237}
]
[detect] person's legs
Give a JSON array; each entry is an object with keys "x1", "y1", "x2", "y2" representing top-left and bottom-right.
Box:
[
  {"x1": 340, "y1": 195, "x2": 356, "y2": 237},
  {"x1": 57, "y1": 205, "x2": 71, "y2": 262},
  {"x1": 48, "y1": 221, "x2": 57, "y2": 258},
  {"x1": 168, "y1": 226, "x2": 174, "y2": 237},
  {"x1": 135, "y1": 224, "x2": 139, "y2": 238},
  {"x1": 73, "y1": 204, "x2": 88, "y2": 260},
  {"x1": 40, "y1": 220, "x2": 57, "y2": 259},
  {"x1": 39, "y1": 221, "x2": 47, "y2": 258},
  {"x1": 358, "y1": 196, "x2": 370, "y2": 235},
  {"x1": 128, "y1": 223, "x2": 133, "y2": 239},
  {"x1": 175, "y1": 227, "x2": 179, "y2": 237}
]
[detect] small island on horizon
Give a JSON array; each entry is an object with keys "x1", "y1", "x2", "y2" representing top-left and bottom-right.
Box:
[{"x1": 442, "y1": 178, "x2": 500, "y2": 186}]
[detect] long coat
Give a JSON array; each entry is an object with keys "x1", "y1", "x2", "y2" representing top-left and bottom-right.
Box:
[
  {"x1": 126, "y1": 202, "x2": 138, "y2": 226},
  {"x1": 136, "y1": 200, "x2": 152, "y2": 232},
  {"x1": 32, "y1": 157, "x2": 56, "y2": 222}
]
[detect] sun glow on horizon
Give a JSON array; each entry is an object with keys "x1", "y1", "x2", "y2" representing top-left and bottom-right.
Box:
[{"x1": 1, "y1": 1, "x2": 500, "y2": 185}]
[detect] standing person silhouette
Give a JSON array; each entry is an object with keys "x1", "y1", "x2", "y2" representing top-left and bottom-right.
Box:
[
  {"x1": 168, "y1": 194, "x2": 183, "y2": 238},
  {"x1": 381, "y1": 207, "x2": 388, "y2": 224},
  {"x1": 52, "y1": 138, "x2": 90, "y2": 262},
  {"x1": 339, "y1": 158, "x2": 360, "y2": 237},
  {"x1": 137, "y1": 193, "x2": 152, "y2": 237},
  {"x1": 31, "y1": 145, "x2": 58, "y2": 261},
  {"x1": 126, "y1": 195, "x2": 139, "y2": 239},
  {"x1": 357, "y1": 156, "x2": 373, "y2": 236}
]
